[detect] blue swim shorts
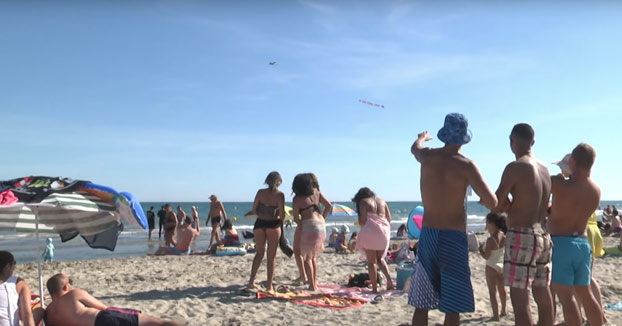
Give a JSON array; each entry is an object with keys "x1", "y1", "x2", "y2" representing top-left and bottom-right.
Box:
[
  {"x1": 408, "y1": 227, "x2": 474, "y2": 313},
  {"x1": 551, "y1": 236, "x2": 592, "y2": 286}
]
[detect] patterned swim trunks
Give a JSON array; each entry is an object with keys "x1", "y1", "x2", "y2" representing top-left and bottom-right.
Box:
[{"x1": 504, "y1": 224, "x2": 552, "y2": 289}]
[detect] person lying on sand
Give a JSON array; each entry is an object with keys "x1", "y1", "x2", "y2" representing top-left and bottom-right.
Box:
[
  {"x1": 153, "y1": 216, "x2": 199, "y2": 255},
  {"x1": 44, "y1": 273, "x2": 182, "y2": 326}
]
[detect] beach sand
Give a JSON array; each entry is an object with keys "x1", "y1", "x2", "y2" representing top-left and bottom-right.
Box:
[{"x1": 19, "y1": 235, "x2": 622, "y2": 326}]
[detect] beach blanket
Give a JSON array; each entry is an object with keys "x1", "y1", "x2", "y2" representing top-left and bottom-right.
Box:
[{"x1": 256, "y1": 289, "x2": 366, "y2": 310}]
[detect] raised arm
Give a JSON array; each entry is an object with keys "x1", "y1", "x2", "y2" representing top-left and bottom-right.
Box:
[
  {"x1": 16, "y1": 279, "x2": 35, "y2": 326},
  {"x1": 318, "y1": 192, "x2": 332, "y2": 219},
  {"x1": 410, "y1": 131, "x2": 433, "y2": 163},
  {"x1": 467, "y1": 161, "x2": 498, "y2": 210}
]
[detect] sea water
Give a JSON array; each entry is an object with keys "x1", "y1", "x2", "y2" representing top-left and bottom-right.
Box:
[{"x1": 3, "y1": 200, "x2": 622, "y2": 264}]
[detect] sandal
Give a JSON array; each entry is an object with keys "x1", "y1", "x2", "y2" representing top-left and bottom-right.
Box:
[
  {"x1": 276, "y1": 285, "x2": 290, "y2": 293},
  {"x1": 371, "y1": 294, "x2": 384, "y2": 304}
]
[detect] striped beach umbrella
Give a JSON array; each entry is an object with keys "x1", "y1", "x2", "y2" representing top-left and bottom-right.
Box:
[
  {"x1": 0, "y1": 176, "x2": 147, "y2": 305},
  {"x1": 330, "y1": 203, "x2": 357, "y2": 216},
  {"x1": 0, "y1": 192, "x2": 122, "y2": 245}
]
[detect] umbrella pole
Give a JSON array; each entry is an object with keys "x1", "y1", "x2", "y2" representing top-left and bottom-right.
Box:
[{"x1": 33, "y1": 207, "x2": 45, "y2": 308}]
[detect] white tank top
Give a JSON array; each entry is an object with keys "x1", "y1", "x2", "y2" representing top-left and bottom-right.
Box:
[{"x1": 0, "y1": 276, "x2": 20, "y2": 326}]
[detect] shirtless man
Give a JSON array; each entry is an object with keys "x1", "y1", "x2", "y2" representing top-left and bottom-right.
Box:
[
  {"x1": 409, "y1": 113, "x2": 497, "y2": 326},
  {"x1": 44, "y1": 273, "x2": 180, "y2": 326},
  {"x1": 548, "y1": 144, "x2": 603, "y2": 326},
  {"x1": 176, "y1": 206, "x2": 186, "y2": 228},
  {"x1": 153, "y1": 216, "x2": 200, "y2": 255},
  {"x1": 206, "y1": 195, "x2": 227, "y2": 248},
  {"x1": 494, "y1": 123, "x2": 553, "y2": 326},
  {"x1": 163, "y1": 204, "x2": 178, "y2": 247}
]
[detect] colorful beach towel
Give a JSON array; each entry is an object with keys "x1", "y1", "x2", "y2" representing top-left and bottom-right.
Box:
[
  {"x1": 317, "y1": 284, "x2": 402, "y2": 301},
  {"x1": 256, "y1": 289, "x2": 366, "y2": 310},
  {"x1": 357, "y1": 212, "x2": 391, "y2": 258},
  {"x1": 300, "y1": 217, "x2": 326, "y2": 259}
]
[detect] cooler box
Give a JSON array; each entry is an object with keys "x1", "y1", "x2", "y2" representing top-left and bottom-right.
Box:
[{"x1": 396, "y1": 263, "x2": 414, "y2": 290}]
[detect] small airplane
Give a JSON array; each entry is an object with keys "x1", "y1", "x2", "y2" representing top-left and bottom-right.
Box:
[{"x1": 269, "y1": 61, "x2": 277, "y2": 66}]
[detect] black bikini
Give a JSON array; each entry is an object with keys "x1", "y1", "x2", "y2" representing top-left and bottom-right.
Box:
[
  {"x1": 299, "y1": 204, "x2": 321, "y2": 214},
  {"x1": 254, "y1": 203, "x2": 282, "y2": 230}
]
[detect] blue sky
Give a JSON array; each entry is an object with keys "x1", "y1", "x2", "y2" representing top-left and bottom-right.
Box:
[{"x1": 1, "y1": 1, "x2": 621, "y2": 202}]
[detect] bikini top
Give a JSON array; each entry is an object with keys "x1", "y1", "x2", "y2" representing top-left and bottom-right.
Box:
[
  {"x1": 257, "y1": 203, "x2": 278, "y2": 217},
  {"x1": 299, "y1": 204, "x2": 321, "y2": 214}
]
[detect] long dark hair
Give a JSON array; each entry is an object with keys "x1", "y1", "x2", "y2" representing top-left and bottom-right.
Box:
[
  {"x1": 486, "y1": 212, "x2": 507, "y2": 233},
  {"x1": 292, "y1": 173, "x2": 316, "y2": 197},
  {"x1": 351, "y1": 187, "x2": 376, "y2": 215}
]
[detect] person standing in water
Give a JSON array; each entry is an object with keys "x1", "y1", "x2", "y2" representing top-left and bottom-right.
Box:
[
  {"x1": 147, "y1": 206, "x2": 155, "y2": 240},
  {"x1": 409, "y1": 113, "x2": 497, "y2": 326},
  {"x1": 247, "y1": 171, "x2": 285, "y2": 291}
]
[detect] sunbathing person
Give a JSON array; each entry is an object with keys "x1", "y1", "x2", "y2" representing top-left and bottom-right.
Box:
[
  {"x1": 153, "y1": 216, "x2": 199, "y2": 255},
  {"x1": 44, "y1": 273, "x2": 181, "y2": 326}
]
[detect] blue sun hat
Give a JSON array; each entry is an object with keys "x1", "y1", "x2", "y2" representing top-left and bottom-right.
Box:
[{"x1": 437, "y1": 113, "x2": 472, "y2": 145}]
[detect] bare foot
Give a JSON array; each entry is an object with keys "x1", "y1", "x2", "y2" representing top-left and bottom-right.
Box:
[
  {"x1": 387, "y1": 283, "x2": 395, "y2": 291},
  {"x1": 500, "y1": 311, "x2": 507, "y2": 317},
  {"x1": 489, "y1": 316, "x2": 499, "y2": 322}
]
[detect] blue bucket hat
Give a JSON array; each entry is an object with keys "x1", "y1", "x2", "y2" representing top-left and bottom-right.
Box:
[{"x1": 437, "y1": 113, "x2": 472, "y2": 145}]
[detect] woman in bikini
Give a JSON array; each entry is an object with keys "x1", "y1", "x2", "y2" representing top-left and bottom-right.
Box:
[
  {"x1": 247, "y1": 171, "x2": 285, "y2": 291},
  {"x1": 292, "y1": 173, "x2": 331, "y2": 291},
  {"x1": 352, "y1": 187, "x2": 394, "y2": 293}
]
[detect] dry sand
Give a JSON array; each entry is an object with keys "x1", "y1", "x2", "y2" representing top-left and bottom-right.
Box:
[{"x1": 18, "y1": 235, "x2": 622, "y2": 325}]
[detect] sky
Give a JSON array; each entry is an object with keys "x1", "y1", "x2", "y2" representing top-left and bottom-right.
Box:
[{"x1": 1, "y1": 1, "x2": 621, "y2": 202}]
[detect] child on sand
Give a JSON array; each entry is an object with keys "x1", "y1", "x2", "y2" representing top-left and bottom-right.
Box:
[
  {"x1": 348, "y1": 232, "x2": 358, "y2": 252},
  {"x1": 478, "y1": 213, "x2": 507, "y2": 321}
]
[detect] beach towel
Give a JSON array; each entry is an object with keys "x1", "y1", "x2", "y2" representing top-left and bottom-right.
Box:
[
  {"x1": 256, "y1": 289, "x2": 366, "y2": 310},
  {"x1": 603, "y1": 246, "x2": 622, "y2": 256},
  {"x1": 300, "y1": 217, "x2": 326, "y2": 259},
  {"x1": 357, "y1": 213, "x2": 390, "y2": 258}
]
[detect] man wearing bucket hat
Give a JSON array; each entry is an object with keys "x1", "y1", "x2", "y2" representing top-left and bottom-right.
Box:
[
  {"x1": 494, "y1": 123, "x2": 554, "y2": 326},
  {"x1": 409, "y1": 113, "x2": 498, "y2": 326}
]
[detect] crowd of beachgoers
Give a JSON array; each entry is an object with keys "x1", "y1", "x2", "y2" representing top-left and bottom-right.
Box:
[{"x1": 3, "y1": 113, "x2": 620, "y2": 326}]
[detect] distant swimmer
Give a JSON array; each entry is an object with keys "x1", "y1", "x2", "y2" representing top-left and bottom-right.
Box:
[{"x1": 269, "y1": 61, "x2": 277, "y2": 65}]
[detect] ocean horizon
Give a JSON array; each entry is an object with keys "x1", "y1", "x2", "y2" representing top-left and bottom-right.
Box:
[{"x1": 4, "y1": 200, "x2": 621, "y2": 264}]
